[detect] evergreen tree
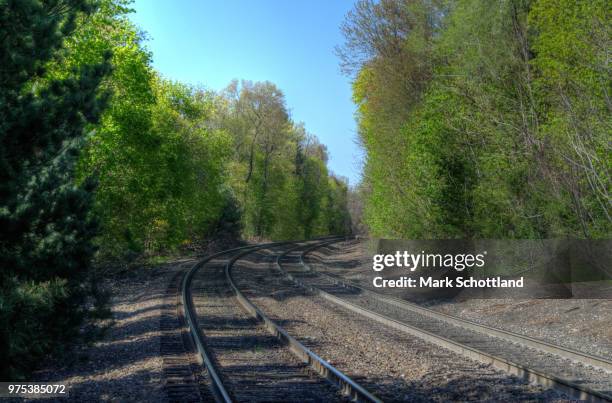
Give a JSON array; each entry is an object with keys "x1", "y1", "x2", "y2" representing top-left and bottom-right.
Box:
[{"x1": 0, "y1": 0, "x2": 109, "y2": 378}]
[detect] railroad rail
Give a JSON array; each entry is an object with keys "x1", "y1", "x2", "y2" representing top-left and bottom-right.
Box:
[
  {"x1": 275, "y1": 240, "x2": 612, "y2": 403},
  {"x1": 182, "y1": 244, "x2": 259, "y2": 402},
  {"x1": 161, "y1": 269, "x2": 211, "y2": 402},
  {"x1": 181, "y1": 240, "x2": 382, "y2": 402},
  {"x1": 303, "y1": 241, "x2": 612, "y2": 372}
]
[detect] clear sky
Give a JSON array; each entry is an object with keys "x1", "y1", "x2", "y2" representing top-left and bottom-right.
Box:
[{"x1": 128, "y1": 0, "x2": 362, "y2": 185}]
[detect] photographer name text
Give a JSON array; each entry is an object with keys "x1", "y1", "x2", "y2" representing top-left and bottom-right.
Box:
[{"x1": 372, "y1": 276, "x2": 524, "y2": 288}]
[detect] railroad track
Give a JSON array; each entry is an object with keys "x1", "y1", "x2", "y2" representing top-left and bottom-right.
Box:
[
  {"x1": 276, "y1": 240, "x2": 612, "y2": 403},
  {"x1": 180, "y1": 240, "x2": 381, "y2": 402},
  {"x1": 161, "y1": 269, "x2": 212, "y2": 402},
  {"x1": 230, "y1": 242, "x2": 562, "y2": 401}
]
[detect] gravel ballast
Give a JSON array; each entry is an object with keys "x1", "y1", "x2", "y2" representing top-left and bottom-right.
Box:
[
  {"x1": 232, "y1": 245, "x2": 565, "y2": 402},
  {"x1": 30, "y1": 258, "x2": 198, "y2": 402},
  {"x1": 189, "y1": 252, "x2": 345, "y2": 402},
  {"x1": 312, "y1": 240, "x2": 612, "y2": 360}
]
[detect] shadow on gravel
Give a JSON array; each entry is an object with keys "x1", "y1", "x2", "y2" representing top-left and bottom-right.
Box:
[
  {"x1": 30, "y1": 288, "x2": 173, "y2": 401},
  {"x1": 200, "y1": 315, "x2": 307, "y2": 330},
  {"x1": 31, "y1": 369, "x2": 164, "y2": 402},
  {"x1": 415, "y1": 371, "x2": 562, "y2": 402},
  {"x1": 119, "y1": 292, "x2": 166, "y2": 305},
  {"x1": 33, "y1": 333, "x2": 162, "y2": 381},
  {"x1": 112, "y1": 303, "x2": 172, "y2": 320},
  {"x1": 345, "y1": 372, "x2": 562, "y2": 402},
  {"x1": 317, "y1": 256, "x2": 363, "y2": 270},
  {"x1": 206, "y1": 334, "x2": 313, "y2": 352},
  {"x1": 107, "y1": 313, "x2": 168, "y2": 336}
]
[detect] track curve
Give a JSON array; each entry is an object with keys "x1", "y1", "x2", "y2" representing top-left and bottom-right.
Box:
[
  {"x1": 182, "y1": 239, "x2": 380, "y2": 402},
  {"x1": 285, "y1": 239, "x2": 612, "y2": 403}
]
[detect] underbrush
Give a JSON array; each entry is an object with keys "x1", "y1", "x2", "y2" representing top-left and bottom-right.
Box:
[{"x1": 0, "y1": 271, "x2": 111, "y2": 380}]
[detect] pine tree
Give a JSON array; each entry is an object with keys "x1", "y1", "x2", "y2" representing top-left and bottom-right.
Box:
[{"x1": 0, "y1": 0, "x2": 109, "y2": 378}]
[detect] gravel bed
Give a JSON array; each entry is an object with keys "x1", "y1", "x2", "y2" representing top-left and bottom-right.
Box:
[
  {"x1": 312, "y1": 241, "x2": 612, "y2": 359},
  {"x1": 29, "y1": 258, "x2": 197, "y2": 402},
  {"x1": 232, "y1": 245, "x2": 565, "y2": 402},
  {"x1": 424, "y1": 298, "x2": 612, "y2": 359},
  {"x1": 190, "y1": 253, "x2": 344, "y2": 403},
  {"x1": 287, "y1": 252, "x2": 612, "y2": 396}
]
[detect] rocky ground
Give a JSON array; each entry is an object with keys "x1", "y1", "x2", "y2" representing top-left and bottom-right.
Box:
[
  {"x1": 233, "y1": 246, "x2": 565, "y2": 402},
  {"x1": 314, "y1": 240, "x2": 612, "y2": 359},
  {"x1": 26, "y1": 238, "x2": 245, "y2": 402},
  {"x1": 421, "y1": 297, "x2": 612, "y2": 359},
  {"x1": 22, "y1": 238, "x2": 609, "y2": 402},
  {"x1": 29, "y1": 258, "x2": 197, "y2": 402}
]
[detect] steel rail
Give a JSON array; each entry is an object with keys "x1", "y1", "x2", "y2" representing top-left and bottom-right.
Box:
[
  {"x1": 226, "y1": 241, "x2": 382, "y2": 403},
  {"x1": 182, "y1": 243, "x2": 275, "y2": 403},
  {"x1": 274, "y1": 241, "x2": 612, "y2": 403},
  {"x1": 301, "y1": 241, "x2": 612, "y2": 373},
  {"x1": 182, "y1": 237, "x2": 357, "y2": 403}
]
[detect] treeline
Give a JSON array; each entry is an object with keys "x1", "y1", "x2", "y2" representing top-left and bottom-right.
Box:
[
  {"x1": 74, "y1": 1, "x2": 349, "y2": 255},
  {"x1": 339, "y1": 0, "x2": 610, "y2": 239},
  {"x1": 1, "y1": 0, "x2": 348, "y2": 378}
]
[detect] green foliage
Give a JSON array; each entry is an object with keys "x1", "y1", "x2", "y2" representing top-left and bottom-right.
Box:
[
  {"x1": 65, "y1": 1, "x2": 348, "y2": 257},
  {"x1": 82, "y1": 75, "x2": 232, "y2": 255},
  {"x1": 1, "y1": 0, "x2": 350, "y2": 379},
  {"x1": 529, "y1": 0, "x2": 611, "y2": 237},
  {"x1": 0, "y1": 277, "x2": 82, "y2": 378},
  {"x1": 341, "y1": 0, "x2": 611, "y2": 239},
  {"x1": 216, "y1": 81, "x2": 349, "y2": 241},
  {"x1": 0, "y1": 0, "x2": 109, "y2": 378},
  {"x1": 60, "y1": 1, "x2": 235, "y2": 256}
]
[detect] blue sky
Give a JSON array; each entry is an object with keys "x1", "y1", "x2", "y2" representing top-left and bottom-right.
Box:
[{"x1": 128, "y1": 0, "x2": 362, "y2": 185}]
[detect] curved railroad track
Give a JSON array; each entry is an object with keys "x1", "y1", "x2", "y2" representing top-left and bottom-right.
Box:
[
  {"x1": 179, "y1": 240, "x2": 381, "y2": 402},
  {"x1": 277, "y1": 239, "x2": 612, "y2": 403},
  {"x1": 162, "y1": 268, "x2": 213, "y2": 402},
  {"x1": 228, "y1": 242, "x2": 562, "y2": 401}
]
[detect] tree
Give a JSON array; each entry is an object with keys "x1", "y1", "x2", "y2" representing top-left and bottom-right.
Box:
[
  {"x1": 0, "y1": 0, "x2": 109, "y2": 378},
  {"x1": 66, "y1": 1, "x2": 233, "y2": 256},
  {"x1": 340, "y1": 0, "x2": 610, "y2": 240},
  {"x1": 215, "y1": 80, "x2": 350, "y2": 240},
  {"x1": 529, "y1": 0, "x2": 611, "y2": 237},
  {"x1": 218, "y1": 81, "x2": 290, "y2": 237}
]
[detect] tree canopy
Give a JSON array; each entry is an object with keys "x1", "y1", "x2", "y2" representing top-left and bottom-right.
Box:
[
  {"x1": 339, "y1": 0, "x2": 611, "y2": 239},
  {"x1": 0, "y1": 0, "x2": 350, "y2": 379}
]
